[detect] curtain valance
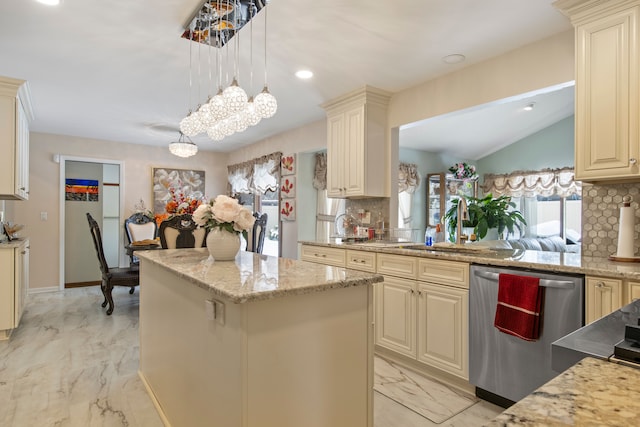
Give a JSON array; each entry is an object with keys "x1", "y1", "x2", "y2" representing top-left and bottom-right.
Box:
[
  {"x1": 481, "y1": 167, "x2": 581, "y2": 198},
  {"x1": 398, "y1": 162, "x2": 420, "y2": 194},
  {"x1": 227, "y1": 152, "x2": 282, "y2": 195}
]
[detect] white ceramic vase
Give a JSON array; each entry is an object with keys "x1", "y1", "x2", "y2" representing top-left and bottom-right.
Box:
[{"x1": 206, "y1": 228, "x2": 241, "y2": 261}]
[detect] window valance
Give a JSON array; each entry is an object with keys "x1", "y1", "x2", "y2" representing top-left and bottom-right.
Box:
[
  {"x1": 227, "y1": 152, "x2": 282, "y2": 195},
  {"x1": 398, "y1": 162, "x2": 420, "y2": 194},
  {"x1": 481, "y1": 167, "x2": 581, "y2": 198}
]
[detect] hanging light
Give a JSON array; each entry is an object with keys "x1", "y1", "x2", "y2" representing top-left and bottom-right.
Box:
[
  {"x1": 255, "y1": 2, "x2": 277, "y2": 119},
  {"x1": 169, "y1": 133, "x2": 198, "y2": 158},
  {"x1": 180, "y1": 0, "x2": 276, "y2": 142}
]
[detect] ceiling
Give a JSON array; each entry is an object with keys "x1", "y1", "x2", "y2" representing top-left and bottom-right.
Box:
[{"x1": 0, "y1": 0, "x2": 573, "y2": 156}]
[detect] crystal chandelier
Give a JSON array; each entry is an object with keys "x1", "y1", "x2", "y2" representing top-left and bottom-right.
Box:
[
  {"x1": 179, "y1": 0, "x2": 277, "y2": 143},
  {"x1": 169, "y1": 132, "x2": 198, "y2": 158}
]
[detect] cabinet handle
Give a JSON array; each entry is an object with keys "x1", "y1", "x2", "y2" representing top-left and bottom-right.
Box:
[
  {"x1": 352, "y1": 258, "x2": 365, "y2": 264},
  {"x1": 21, "y1": 251, "x2": 26, "y2": 254},
  {"x1": 410, "y1": 289, "x2": 414, "y2": 295},
  {"x1": 314, "y1": 253, "x2": 326, "y2": 258},
  {"x1": 596, "y1": 282, "x2": 610, "y2": 291},
  {"x1": 631, "y1": 158, "x2": 638, "y2": 165}
]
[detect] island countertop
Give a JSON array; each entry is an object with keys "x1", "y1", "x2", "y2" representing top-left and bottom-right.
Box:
[
  {"x1": 300, "y1": 239, "x2": 640, "y2": 280},
  {"x1": 136, "y1": 248, "x2": 384, "y2": 304},
  {"x1": 486, "y1": 357, "x2": 640, "y2": 426}
]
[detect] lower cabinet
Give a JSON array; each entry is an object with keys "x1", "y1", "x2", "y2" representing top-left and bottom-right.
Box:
[
  {"x1": 0, "y1": 239, "x2": 29, "y2": 340},
  {"x1": 585, "y1": 276, "x2": 623, "y2": 324},
  {"x1": 628, "y1": 281, "x2": 640, "y2": 303},
  {"x1": 416, "y1": 282, "x2": 468, "y2": 377},
  {"x1": 375, "y1": 254, "x2": 469, "y2": 380}
]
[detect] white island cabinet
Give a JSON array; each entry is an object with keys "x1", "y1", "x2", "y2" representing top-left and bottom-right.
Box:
[{"x1": 136, "y1": 249, "x2": 383, "y2": 427}]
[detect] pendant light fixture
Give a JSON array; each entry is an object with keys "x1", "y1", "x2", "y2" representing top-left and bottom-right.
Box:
[
  {"x1": 179, "y1": 0, "x2": 276, "y2": 143},
  {"x1": 169, "y1": 132, "x2": 198, "y2": 158},
  {"x1": 253, "y1": 2, "x2": 277, "y2": 119}
]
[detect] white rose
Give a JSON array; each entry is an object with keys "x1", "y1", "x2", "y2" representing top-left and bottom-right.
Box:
[
  {"x1": 192, "y1": 203, "x2": 211, "y2": 227},
  {"x1": 234, "y1": 208, "x2": 256, "y2": 232},
  {"x1": 212, "y1": 195, "x2": 241, "y2": 223}
]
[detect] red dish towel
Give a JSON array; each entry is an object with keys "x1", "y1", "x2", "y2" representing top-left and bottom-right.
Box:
[{"x1": 494, "y1": 273, "x2": 544, "y2": 341}]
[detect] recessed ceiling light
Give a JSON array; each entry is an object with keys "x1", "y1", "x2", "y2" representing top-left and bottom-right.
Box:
[
  {"x1": 442, "y1": 54, "x2": 466, "y2": 64},
  {"x1": 524, "y1": 103, "x2": 536, "y2": 111},
  {"x1": 36, "y1": 0, "x2": 61, "y2": 5},
  {"x1": 295, "y1": 70, "x2": 313, "y2": 79}
]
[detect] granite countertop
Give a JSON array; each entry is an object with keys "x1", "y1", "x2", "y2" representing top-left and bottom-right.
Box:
[
  {"x1": 0, "y1": 238, "x2": 28, "y2": 249},
  {"x1": 136, "y1": 248, "x2": 383, "y2": 304},
  {"x1": 486, "y1": 357, "x2": 640, "y2": 426},
  {"x1": 300, "y1": 239, "x2": 640, "y2": 280}
]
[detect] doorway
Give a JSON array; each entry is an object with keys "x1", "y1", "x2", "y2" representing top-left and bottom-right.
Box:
[{"x1": 58, "y1": 156, "x2": 125, "y2": 290}]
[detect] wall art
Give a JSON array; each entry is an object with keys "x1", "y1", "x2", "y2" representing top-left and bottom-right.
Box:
[
  {"x1": 281, "y1": 154, "x2": 296, "y2": 176},
  {"x1": 280, "y1": 176, "x2": 296, "y2": 198},
  {"x1": 280, "y1": 199, "x2": 296, "y2": 221},
  {"x1": 152, "y1": 168, "x2": 205, "y2": 214}
]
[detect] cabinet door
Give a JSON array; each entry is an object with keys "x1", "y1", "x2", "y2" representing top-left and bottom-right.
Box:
[
  {"x1": 16, "y1": 99, "x2": 29, "y2": 199},
  {"x1": 326, "y1": 113, "x2": 345, "y2": 197},
  {"x1": 0, "y1": 250, "x2": 15, "y2": 332},
  {"x1": 343, "y1": 105, "x2": 365, "y2": 197},
  {"x1": 627, "y1": 280, "x2": 640, "y2": 304},
  {"x1": 574, "y1": 6, "x2": 640, "y2": 181},
  {"x1": 375, "y1": 276, "x2": 416, "y2": 357},
  {"x1": 14, "y1": 242, "x2": 28, "y2": 327},
  {"x1": 0, "y1": 95, "x2": 17, "y2": 198},
  {"x1": 585, "y1": 277, "x2": 623, "y2": 324},
  {"x1": 416, "y1": 282, "x2": 468, "y2": 379}
]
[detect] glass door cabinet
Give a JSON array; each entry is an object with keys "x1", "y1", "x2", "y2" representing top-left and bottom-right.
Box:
[{"x1": 426, "y1": 173, "x2": 478, "y2": 236}]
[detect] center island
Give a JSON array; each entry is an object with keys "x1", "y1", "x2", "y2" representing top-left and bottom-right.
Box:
[{"x1": 135, "y1": 248, "x2": 384, "y2": 427}]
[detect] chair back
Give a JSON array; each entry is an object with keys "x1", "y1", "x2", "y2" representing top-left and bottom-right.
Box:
[
  {"x1": 124, "y1": 212, "x2": 157, "y2": 243},
  {"x1": 248, "y1": 212, "x2": 268, "y2": 254},
  {"x1": 159, "y1": 214, "x2": 209, "y2": 249},
  {"x1": 87, "y1": 213, "x2": 110, "y2": 276}
]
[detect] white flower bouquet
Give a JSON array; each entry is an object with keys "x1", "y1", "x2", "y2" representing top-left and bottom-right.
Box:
[{"x1": 192, "y1": 195, "x2": 255, "y2": 240}]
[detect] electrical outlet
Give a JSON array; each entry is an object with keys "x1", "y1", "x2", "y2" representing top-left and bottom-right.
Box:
[
  {"x1": 204, "y1": 299, "x2": 225, "y2": 325},
  {"x1": 40, "y1": 212, "x2": 48, "y2": 221}
]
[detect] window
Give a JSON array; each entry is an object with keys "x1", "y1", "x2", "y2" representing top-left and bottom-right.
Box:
[{"x1": 482, "y1": 167, "x2": 582, "y2": 244}]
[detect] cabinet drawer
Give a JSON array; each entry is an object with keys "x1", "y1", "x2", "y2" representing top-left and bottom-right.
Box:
[
  {"x1": 346, "y1": 250, "x2": 376, "y2": 273},
  {"x1": 377, "y1": 254, "x2": 418, "y2": 279},
  {"x1": 417, "y1": 258, "x2": 469, "y2": 289},
  {"x1": 300, "y1": 245, "x2": 345, "y2": 267}
]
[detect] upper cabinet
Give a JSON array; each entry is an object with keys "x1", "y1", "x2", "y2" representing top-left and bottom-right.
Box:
[
  {"x1": 322, "y1": 86, "x2": 390, "y2": 198},
  {"x1": 0, "y1": 76, "x2": 33, "y2": 200},
  {"x1": 555, "y1": 0, "x2": 640, "y2": 182}
]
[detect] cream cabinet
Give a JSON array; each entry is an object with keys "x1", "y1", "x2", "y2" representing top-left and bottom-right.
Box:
[
  {"x1": 300, "y1": 244, "x2": 346, "y2": 267},
  {"x1": 375, "y1": 275, "x2": 416, "y2": 357},
  {"x1": 322, "y1": 86, "x2": 390, "y2": 198},
  {"x1": 555, "y1": 0, "x2": 640, "y2": 182},
  {"x1": 0, "y1": 76, "x2": 33, "y2": 200},
  {"x1": 0, "y1": 240, "x2": 29, "y2": 340},
  {"x1": 628, "y1": 280, "x2": 640, "y2": 303},
  {"x1": 375, "y1": 253, "x2": 469, "y2": 380},
  {"x1": 416, "y1": 282, "x2": 468, "y2": 377},
  {"x1": 585, "y1": 276, "x2": 623, "y2": 324},
  {"x1": 346, "y1": 249, "x2": 377, "y2": 273}
]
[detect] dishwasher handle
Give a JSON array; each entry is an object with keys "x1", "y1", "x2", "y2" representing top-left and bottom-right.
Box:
[{"x1": 473, "y1": 270, "x2": 575, "y2": 290}]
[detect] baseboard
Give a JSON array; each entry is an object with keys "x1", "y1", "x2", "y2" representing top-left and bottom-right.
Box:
[
  {"x1": 138, "y1": 371, "x2": 171, "y2": 427},
  {"x1": 65, "y1": 281, "x2": 100, "y2": 288},
  {"x1": 28, "y1": 286, "x2": 60, "y2": 294}
]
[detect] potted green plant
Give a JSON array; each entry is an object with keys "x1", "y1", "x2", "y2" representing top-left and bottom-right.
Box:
[{"x1": 443, "y1": 193, "x2": 526, "y2": 242}]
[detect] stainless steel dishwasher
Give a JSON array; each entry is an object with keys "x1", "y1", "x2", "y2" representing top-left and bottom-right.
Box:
[{"x1": 469, "y1": 265, "x2": 584, "y2": 406}]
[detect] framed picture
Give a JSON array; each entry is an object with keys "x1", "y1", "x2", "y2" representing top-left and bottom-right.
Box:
[
  {"x1": 280, "y1": 199, "x2": 296, "y2": 221},
  {"x1": 280, "y1": 176, "x2": 296, "y2": 198},
  {"x1": 281, "y1": 154, "x2": 296, "y2": 176},
  {"x1": 65, "y1": 178, "x2": 99, "y2": 202},
  {"x1": 152, "y1": 168, "x2": 205, "y2": 214}
]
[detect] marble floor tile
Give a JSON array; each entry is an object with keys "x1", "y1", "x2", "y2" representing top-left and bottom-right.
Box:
[
  {"x1": 374, "y1": 356, "x2": 479, "y2": 423},
  {"x1": 0, "y1": 286, "x2": 502, "y2": 426}
]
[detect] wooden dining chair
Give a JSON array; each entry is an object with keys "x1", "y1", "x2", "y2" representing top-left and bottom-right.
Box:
[
  {"x1": 158, "y1": 214, "x2": 209, "y2": 249},
  {"x1": 124, "y1": 212, "x2": 157, "y2": 265},
  {"x1": 86, "y1": 213, "x2": 139, "y2": 315},
  {"x1": 247, "y1": 212, "x2": 268, "y2": 254}
]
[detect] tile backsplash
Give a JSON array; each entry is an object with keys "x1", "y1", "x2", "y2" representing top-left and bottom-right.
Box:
[{"x1": 582, "y1": 182, "x2": 640, "y2": 257}]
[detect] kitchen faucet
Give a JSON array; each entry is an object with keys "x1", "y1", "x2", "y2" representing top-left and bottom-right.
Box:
[{"x1": 456, "y1": 197, "x2": 469, "y2": 245}]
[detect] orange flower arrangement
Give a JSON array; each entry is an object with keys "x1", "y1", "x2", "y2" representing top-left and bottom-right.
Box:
[{"x1": 165, "y1": 187, "x2": 203, "y2": 216}]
